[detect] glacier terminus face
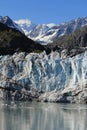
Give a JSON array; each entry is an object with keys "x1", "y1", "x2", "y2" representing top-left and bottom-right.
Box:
[{"x1": 0, "y1": 50, "x2": 87, "y2": 103}]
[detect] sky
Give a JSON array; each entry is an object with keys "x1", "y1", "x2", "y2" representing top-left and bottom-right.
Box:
[{"x1": 0, "y1": 0, "x2": 87, "y2": 24}]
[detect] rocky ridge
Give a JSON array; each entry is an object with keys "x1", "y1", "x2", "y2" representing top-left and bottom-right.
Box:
[
  {"x1": 0, "y1": 16, "x2": 24, "y2": 33},
  {"x1": 0, "y1": 22, "x2": 45, "y2": 55}
]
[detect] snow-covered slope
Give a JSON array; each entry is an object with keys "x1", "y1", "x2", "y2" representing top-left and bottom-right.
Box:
[
  {"x1": 0, "y1": 50, "x2": 87, "y2": 102},
  {"x1": 15, "y1": 17, "x2": 87, "y2": 44},
  {"x1": 15, "y1": 19, "x2": 36, "y2": 35},
  {"x1": 0, "y1": 16, "x2": 24, "y2": 33}
]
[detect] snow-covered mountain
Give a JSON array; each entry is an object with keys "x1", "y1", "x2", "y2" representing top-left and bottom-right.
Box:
[
  {"x1": 15, "y1": 19, "x2": 36, "y2": 34},
  {"x1": 0, "y1": 16, "x2": 24, "y2": 33},
  {"x1": 1, "y1": 16, "x2": 87, "y2": 45},
  {"x1": 15, "y1": 17, "x2": 87, "y2": 44}
]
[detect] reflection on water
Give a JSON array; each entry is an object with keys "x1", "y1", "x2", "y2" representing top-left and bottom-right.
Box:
[{"x1": 0, "y1": 100, "x2": 87, "y2": 130}]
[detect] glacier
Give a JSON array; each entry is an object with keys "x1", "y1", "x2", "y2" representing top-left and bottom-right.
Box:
[{"x1": 0, "y1": 50, "x2": 87, "y2": 103}]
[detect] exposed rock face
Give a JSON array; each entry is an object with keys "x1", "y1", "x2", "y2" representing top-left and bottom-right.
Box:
[
  {"x1": 45, "y1": 25, "x2": 87, "y2": 52},
  {"x1": 0, "y1": 50, "x2": 87, "y2": 103},
  {"x1": 0, "y1": 16, "x2": 24, "y2": 33}
]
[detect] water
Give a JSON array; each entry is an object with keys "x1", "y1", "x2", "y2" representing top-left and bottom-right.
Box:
[{"x1": 0, "y1": 100, "x2": 87, "y2": 130}]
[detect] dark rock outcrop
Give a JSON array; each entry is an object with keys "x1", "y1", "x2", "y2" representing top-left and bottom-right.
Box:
[{"x1": 0, "y1": 22, "x2": 45, "y2": 55}]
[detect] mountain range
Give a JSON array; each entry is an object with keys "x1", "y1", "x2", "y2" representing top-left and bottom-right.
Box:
[
  {"x1": 15, "y1": 17, "x2": 87, "y2": 44},
  {"x1": 0, "y1": 16, "x2": 87, "y2": 55},
  {"x1": 1, "y1": 16, "x2": 87, "y2": 46}
]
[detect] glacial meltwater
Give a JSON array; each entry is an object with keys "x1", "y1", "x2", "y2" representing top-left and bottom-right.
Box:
[{"x1": 0, "y1": 100, "x2": 87, "y2": 130}]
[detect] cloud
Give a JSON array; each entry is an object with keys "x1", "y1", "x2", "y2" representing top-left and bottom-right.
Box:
[{"x1": 15, "y1": 19, "x2": 31, "y2": 26}]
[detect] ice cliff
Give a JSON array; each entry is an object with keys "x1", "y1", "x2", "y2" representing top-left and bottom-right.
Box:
[{"x1": 0, "y1": 50, "x2": 87, "y2": 103}]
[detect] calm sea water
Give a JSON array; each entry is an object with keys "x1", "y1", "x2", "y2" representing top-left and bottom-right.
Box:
[{"x1": 0, "y1": 100, "x2": 87, "y2": 130}]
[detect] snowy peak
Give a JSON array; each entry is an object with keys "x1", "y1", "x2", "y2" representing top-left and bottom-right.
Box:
[
  {"x1": 0, "y1": 16, "x2": 13, "y2": 25},
  {"x1": 0, "y1": 16, "x2": 24, "y2": 33},
  {"x1": 15, "y1": 17, "x2": 87, "y2": 44},
  {"x1": 15, "y1": 19, "x2": 36, "y2": 35}
]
